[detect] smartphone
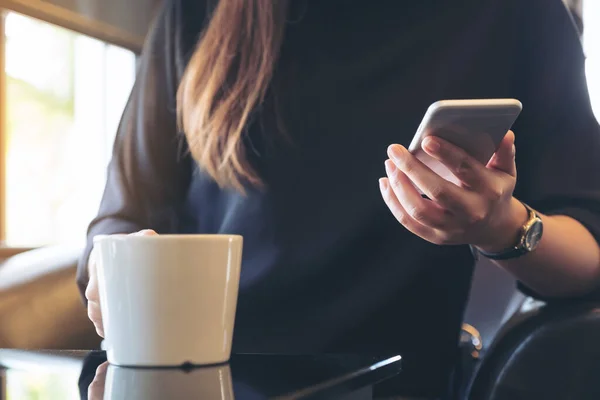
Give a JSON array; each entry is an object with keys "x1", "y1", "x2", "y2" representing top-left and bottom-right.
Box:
[{"x1": 407, "y1": 99, "x2": 522, "y2": 187}]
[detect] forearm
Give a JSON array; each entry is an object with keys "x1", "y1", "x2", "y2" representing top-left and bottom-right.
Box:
[{"x1": 481, "y1": 199, "x2": 600, "y2": 298}]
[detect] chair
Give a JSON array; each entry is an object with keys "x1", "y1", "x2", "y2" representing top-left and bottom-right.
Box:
[
  {"x1": 460, "y1": 255, "x2": 600, "y2": 399},
  {"x1": 458, "y1": 258, "x2": 526, "y2": 393},
  {"x1": 0, "y1": 245, "x2": 100, "y2": 349},
  {"x1": 467, "y1": 301, "x2": 600, "y2": 399}
]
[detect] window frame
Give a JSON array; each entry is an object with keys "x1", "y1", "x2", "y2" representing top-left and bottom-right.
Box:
[
  {"x1": 0, "y1": 11, "x2": 8, "y2": 248},
  {"x1": 0, "y1": 0, "x2": 146, "y2": 53}
]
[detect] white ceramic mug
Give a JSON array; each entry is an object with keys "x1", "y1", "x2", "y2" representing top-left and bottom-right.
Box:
[
  {"x1": 104, "y1": 364, "x2": 234, "y2": 400},
  {"x1": 93, "y1": 234, "x2": 243, "y2": 367}
]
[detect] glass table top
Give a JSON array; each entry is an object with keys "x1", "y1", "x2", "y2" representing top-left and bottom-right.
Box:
[{"x1": 0, "y1": 349, "x2": 403, "y2": 399}]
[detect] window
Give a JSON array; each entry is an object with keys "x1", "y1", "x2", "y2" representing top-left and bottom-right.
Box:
[
  {"x1": 583, "y1": 0, "x2": 600, "y2": 120},
  {"x1": 6, "y1": 369, "x2": 79, "y2": 400},
  {"x1": 2, "y1": 11, "x2": 136, "y2": 247}
]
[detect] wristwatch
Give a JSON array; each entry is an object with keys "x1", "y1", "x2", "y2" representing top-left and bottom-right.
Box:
[{"x1": 478, "y1": 202, "x2": 544, "y2": 260}]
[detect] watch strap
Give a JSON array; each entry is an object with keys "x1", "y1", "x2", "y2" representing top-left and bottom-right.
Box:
[
  {"x1": 477, "y1": 244, "x2": 529, "y2": 260},
  {"x1": 476, "y1": 203, "x2": 538, "y2": 261}
]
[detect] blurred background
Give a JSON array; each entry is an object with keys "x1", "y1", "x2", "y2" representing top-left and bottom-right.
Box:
[
  {"x1": 0, "y1": 0, "x2": 160, "y2": 249},
  {"x1": 0, "y1": 0, "x2": 597, "y2": 398},
  {"x1": 0, "y1": 0, "x2": 595, "y2": 252}
]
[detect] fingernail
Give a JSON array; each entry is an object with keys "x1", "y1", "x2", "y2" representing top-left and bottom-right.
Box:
[
  {"x1": 379, "y1": 178, "x2": 389, "y2": 191},
  {"x1": 512, "y1": 144, "x2": 516, "y2": 157},
  {"x1": 387, "y1": 144, "x2": 405, "y2": 160},
  {"x1": 384, "y1": 159, "x2": 396, "y2": 175},
  {"x1": 423, "y1": 137, "x2": 440, "y2": 153}
]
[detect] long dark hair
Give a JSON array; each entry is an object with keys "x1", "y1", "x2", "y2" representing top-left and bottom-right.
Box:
[{"x1": 177, "y1": 0, "x2": 290, "y2": 192}]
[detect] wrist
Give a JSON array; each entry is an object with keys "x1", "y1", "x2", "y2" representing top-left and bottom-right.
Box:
[{"x1": 476, "y1": 197, "x2": 529, "y2": 253}]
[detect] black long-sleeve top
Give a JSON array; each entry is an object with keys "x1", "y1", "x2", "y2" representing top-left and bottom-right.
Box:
[{"x1": 77, "y1": 0, "x2": 600, "y2": 396}]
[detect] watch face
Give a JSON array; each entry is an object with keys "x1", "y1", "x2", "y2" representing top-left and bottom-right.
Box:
[{"x1": 524, "y1": 220, "x2": 544, "y2": 251}]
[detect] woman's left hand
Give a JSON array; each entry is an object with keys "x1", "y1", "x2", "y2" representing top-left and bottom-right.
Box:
[{"x1": 379, "y1": 130, "x2": 527, "y2": 252}]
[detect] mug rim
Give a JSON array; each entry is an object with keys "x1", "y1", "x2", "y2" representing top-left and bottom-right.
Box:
[{"x1": 93, "y1": 234, "x2": 243, "y2": 244}]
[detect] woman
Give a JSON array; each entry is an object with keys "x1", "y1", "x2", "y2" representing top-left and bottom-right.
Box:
[{"x1": 79, "y1": 0, "x2": 600, "y2": 397}]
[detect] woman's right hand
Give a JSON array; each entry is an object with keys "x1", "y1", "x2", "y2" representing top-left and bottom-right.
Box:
[{"x1": 85, "y1": 229, "x2": 157, "y2": 337}]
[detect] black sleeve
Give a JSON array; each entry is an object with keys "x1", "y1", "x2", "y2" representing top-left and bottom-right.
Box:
[
  {"x1": 75, "y1": 0, "x2": 194, "y2": 297},
  {"x1": 511, "y1": 0, "x2": 600, "y2": 300}
]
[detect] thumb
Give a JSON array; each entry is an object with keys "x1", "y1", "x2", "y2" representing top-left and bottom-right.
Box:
[
  {"x1": 487, "y1": 130, "x2": 516, "y2": 177},
  {"x1": 130, "y1": 229, "x2": 158, "y2": 236}
]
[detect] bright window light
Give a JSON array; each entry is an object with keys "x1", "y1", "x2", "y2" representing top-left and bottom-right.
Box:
[
  {"x1": 583, "y1": 1, "x2": 600, "y2": 121},
  {"x1": 4, "y1": 12, "x2": 136, "y2": 247}
]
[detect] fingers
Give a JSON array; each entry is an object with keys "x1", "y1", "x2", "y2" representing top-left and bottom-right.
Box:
[
  {"x1": 131, "y1": 229, "x2": 158, "y2": 236},
  {"x1": 86, "y1": 230, "x2": 156, "y2": 337},
  {"x1": 88, "y1": 362, "x2": 108, "y2": 400},
  {"x1": 421, "y1": 136, "x2": 490, "y2": 189},
  {"x1": 87, "y1": 301, "x2": 105, "y2": 337},
  {"x1": 379, "y1": 177, "x2": 440, "y2": 239},
  {"x1": 488, "y1": 130, "x2": 516, "y2": 176},
  {"x1": 387, "y1": 144, "x2": 473, "y2": 214},
  {"x1": 85, "y1": 248, "x2": 104, "y2": 337},
  {"x1": 384, "y1": 160, "x2": 456, "y2": 230},
  {"x1": 85, "y1": 248, "x2": 99, "y2": 302},
  {"x1": 85, "y1": 229, "x2": 156, "y2": 339},
  {"x1": 86, "y1": 229, "x2": 156, "y2": 302},
  {"x1": 381, "y1": 134, "x2": 518, "y2": 247}
]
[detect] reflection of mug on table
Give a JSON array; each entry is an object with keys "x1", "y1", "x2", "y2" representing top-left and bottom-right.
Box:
[
  {"x1": 93, "y1": 234, "x2": 243, "y2": 367},
  {"x1": 87, "y1": 362, "x2": 234, "y2": 400},
  {"x1": 107, "y1": 364, "x2": 234, "y2": 400}
]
